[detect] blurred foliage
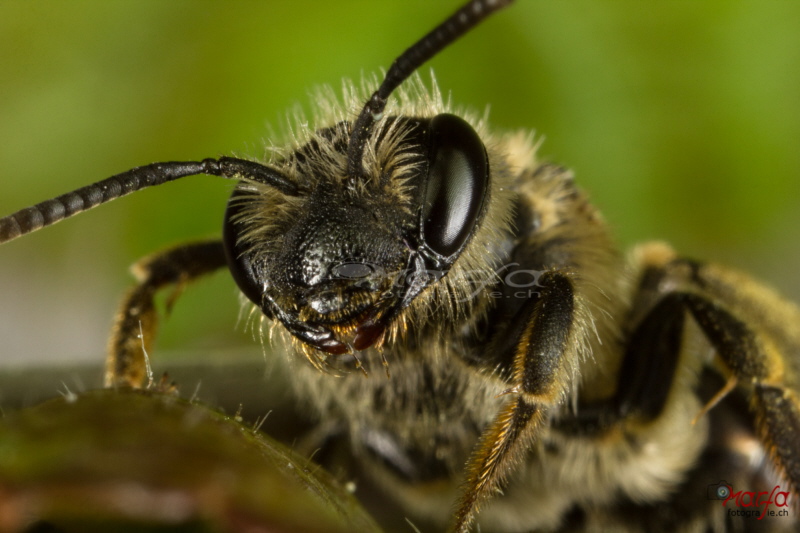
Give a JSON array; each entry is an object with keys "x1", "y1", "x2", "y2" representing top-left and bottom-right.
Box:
[
  {"x1": 0, "y1": 1, "x2": 798, "y2": 366},
  {"x1": 0, "y1": 388, "x2": 383, "y2": 533}
]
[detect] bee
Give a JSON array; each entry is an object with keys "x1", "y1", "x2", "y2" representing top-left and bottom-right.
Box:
[{"x1": 1, "y1": 1, "x2": 799, "y2": 532}]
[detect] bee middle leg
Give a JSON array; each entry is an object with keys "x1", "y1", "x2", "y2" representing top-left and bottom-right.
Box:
[
  {"x1": 105, "y1": 240, "x2": 227, "y2": 388},
  {"x1": 678, "y1": 291, "x2": 800, "y2": 496},
  {"x1": 634, "y1": 250, "x2": 800, "y2": 499}
]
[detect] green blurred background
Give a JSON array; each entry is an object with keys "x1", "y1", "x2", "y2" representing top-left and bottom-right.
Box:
[{"x1": 1, "y1": 1, "x2": 799, "y2": 372}]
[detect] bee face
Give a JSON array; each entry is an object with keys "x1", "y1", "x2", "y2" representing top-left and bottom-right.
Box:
[{"x1": 222, "y1": 106, "x2": 491, "y2": 362}]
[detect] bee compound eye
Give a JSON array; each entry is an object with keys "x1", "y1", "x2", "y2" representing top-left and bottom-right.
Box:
[
  {"x1": 420, "y1": 114, "x2": 489, "y2": 259},
  {"x1": 222, "y1": 191, "x2": 265, "y2": 309}
]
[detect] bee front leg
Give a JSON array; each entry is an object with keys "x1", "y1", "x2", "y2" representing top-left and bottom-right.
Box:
[
  {"x1": 105, "y1": 240, "x2": 227, "y2": 388},
  {"x1": 451, "y1": 270, "x2": 581, "y2": 533}
]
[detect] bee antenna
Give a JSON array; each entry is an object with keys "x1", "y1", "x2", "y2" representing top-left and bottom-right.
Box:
[
  {"x1": 0, "y1": 156, "x2": 299, "y2": 244},
  {"x1": 345, "y1": 0, "x2": 513, "y2": 182}
]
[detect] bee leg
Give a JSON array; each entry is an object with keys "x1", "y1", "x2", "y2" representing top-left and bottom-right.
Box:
[
  {"x1": 555, "y1": 292, "x2": 689, "y2": 437},
  {"x1": 451, "y1": 270, "x2": 579, "y2": 533},
  {"x1": 574, "y1": 284, "x2": 800, "y2": 494},
  {"x1": 679, "y1": 292, "x2": 800, "y2": 495},
  {"x1": 614, "y1": 292, "x2": 687, "y2": 422},
  {"x1": 105, "y1": 240, "x2": 227, "y2": 388}
]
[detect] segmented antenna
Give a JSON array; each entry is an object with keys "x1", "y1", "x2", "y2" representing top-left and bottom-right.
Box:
[
  {"x1": 0, "y1": 157, "x2": 297, "y2": 244},
  {"x1": 0, "y1": 0, "x2": 512, "y2": 244},
  {"x1": 345, "y1": 0, "x2": 513, "y2": 182}
]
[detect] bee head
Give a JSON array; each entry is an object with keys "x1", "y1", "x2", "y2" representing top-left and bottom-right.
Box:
[
  {"x1": 0, "y1": 0, "x2": 512, "y2": 375},
  {"x1": 219, "y1": 0, "x2": 512, "y2": 370},
  {"x1": 223, "y1": 107, "x2": 490, "y2": 368}
]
